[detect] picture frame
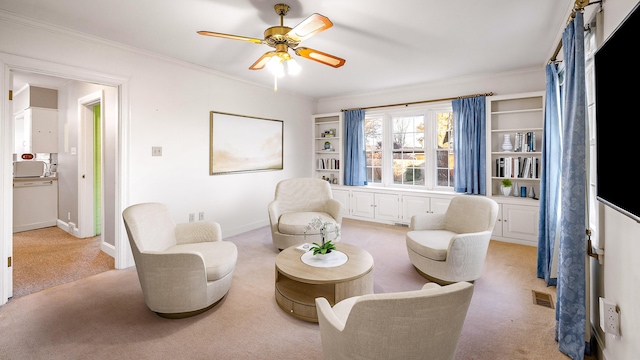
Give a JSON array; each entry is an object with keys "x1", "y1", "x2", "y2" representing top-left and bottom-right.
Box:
[{"x1": 209, "y1": 111, "x2": 283, "y2": 175}]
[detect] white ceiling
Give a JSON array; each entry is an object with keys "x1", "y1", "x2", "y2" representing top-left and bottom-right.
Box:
[{"x1": 2, "y1": 0, "x2": 577, "y2": 99}]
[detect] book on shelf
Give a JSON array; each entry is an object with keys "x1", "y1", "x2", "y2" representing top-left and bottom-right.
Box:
[
  {"x1": 514, "y1": 132, "x2": 524, "y2": 152},
  {"x1": 505, "y1": 132, "x2": 536, "y2": 153},
  {"x1": 317, "y1": 158, "x2": 339, "y2": 170},
  {"x1": 496, "y1": 156, "x2": 539, "y2": 179},
  {"x1": 526, "y1": 131, "x2": 536, "y2": 152}
]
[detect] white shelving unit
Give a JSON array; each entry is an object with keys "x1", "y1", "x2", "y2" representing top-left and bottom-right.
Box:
[
  {"x1": 485, "y1": 91, "x2": 544, "y2": 246},
  {"x1": 313, "y1": 112, "x2": 343, "y2": 185},
  {"x1": 486, "y1": 91, "x2": 544, "y2": 200}
]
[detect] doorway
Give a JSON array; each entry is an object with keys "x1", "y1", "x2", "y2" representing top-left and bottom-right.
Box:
[{"x1": 8, "y1": 71, "x2": 117, "y2": 299}]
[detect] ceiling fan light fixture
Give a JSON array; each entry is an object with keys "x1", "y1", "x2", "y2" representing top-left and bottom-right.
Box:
[
  {"x1": 284, "y1": 57, "x2": 301, "y2": 76},
  {"x1": 266, "y1": 56, "x2": 285, "y2": 78}
]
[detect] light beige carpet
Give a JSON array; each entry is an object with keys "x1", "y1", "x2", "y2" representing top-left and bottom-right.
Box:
[{"x1": 0, "y1": 219, "x2": 587, "y2": 359}]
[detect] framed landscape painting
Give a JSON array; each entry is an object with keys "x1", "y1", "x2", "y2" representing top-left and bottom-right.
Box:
[{"x1": 209, "y1": 111, "x2": 283, "y2": 175}]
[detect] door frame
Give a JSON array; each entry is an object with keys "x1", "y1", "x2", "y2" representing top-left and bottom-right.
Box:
[
  {"x1": 0, "y1": 52, "x2": 132, "y2": 305},
  {"x1": 77, "y1": 91, "x2": 104, "y2": 241}
]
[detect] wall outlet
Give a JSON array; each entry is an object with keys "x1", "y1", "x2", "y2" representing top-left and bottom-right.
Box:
[
  {"x1": 152, "y1": 146, "x2": 162, "y2": 156},
  {"x1": 198, "y1": 212, "x2": 204, "y2": 221},
  {"x1": 189, "y1": 213, "x2": 195, "y2": 222},
  {"x1": 599, "y1": 297, "x2": 620, "y2": 337}
]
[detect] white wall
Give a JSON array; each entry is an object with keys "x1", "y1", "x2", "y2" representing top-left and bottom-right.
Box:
[
  {"x1": 592, "y1": 2, "x2": 640, "y2": 359},
  {"x1": 0, "y1": 10, "x2": 315, "y2": 298},
  {"x1": 316, "y1": 68, "x2": 545, "y2": 114}
]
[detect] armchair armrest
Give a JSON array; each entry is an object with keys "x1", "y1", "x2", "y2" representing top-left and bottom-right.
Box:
[
  {"x1": 138, "y1": 251, "x2": 207, "y2": 287},
  {"x1": 137, "y1": 251, "x2": 208, "y2": 311},
  {"x1": 421, "y1": 282, "x2": 442, "y2": 291},
  {"x1": 268, "y1": 200, "x2": 281, "y2": 232},
  {"x1": 175, "y1": 221, "x2": 221, "y2": 244},
  {"x1": 316, "y1": 297, "x2": 346, "y2": 332},
  {"x1": 448, "y1": 231, "x2": 493, "y2": 253},
  {"x1": 410, "y1": 213, "x2": 446, "y2": 231},
  {"x1": 325, "y1": 199, "x2": 344, "y2": 223}
]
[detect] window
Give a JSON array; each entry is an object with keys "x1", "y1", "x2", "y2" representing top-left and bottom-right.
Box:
[
  {"x1": 436, "y1": 111, "x2": 454, "y2": 187},
  {"x1": 364, "y1": 116, "x2": 383, "y2": 183},
  {"x1": 364, "y1": 104, "x2": 454, "y2": 190}
]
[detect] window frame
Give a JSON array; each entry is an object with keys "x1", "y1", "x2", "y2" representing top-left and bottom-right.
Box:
[{"x1": 364, "y1": 102, "x2": 454, "y2": 192}]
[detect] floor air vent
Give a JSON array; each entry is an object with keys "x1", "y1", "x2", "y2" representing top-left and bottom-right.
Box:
[{"x1": 532, "y1": 290, "x2": 554, "y2": 309}]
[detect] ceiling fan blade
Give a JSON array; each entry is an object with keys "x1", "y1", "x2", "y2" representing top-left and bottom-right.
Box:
[
  {"x1": 197, "y1": 31, "x2": 263, "y2": 44},
  {"x1": 286, "y1": 13, "x2": 333, "y2": 43},
  {"x1": 294, "y1": 47, "x2": 345, "y2": 68},
  {"x1": 249, "y1": 51, "x2": 278, "y2": 70}
]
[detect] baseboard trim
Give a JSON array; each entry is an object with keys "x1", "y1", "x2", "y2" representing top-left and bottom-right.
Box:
[{"x1": 101, "y1": 241, "x2": 115, "y2": 257}]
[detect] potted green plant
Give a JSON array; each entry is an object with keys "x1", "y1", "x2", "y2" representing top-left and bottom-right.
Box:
[
  {"x1": 304, "y1": 217, "x2": 340, "y2": 256},
  {"x1": 500, "y1": 178, "x2": 513, "y2": 196}
]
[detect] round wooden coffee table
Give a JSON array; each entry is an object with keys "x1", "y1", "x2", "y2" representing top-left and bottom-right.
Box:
[{"x1": 275, "y1": 243, "x2": 374, "y2": 322}]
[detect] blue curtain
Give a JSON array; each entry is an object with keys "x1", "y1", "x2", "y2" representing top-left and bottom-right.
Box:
[
  {"x1": 452, "y1": 96, "x2": 486, "y2": 194},
  {"x1": 537, "y1": 63, "x2": 562, "y2": 287},
  {"x1": 556, "y1": 12, "x2": 587, "y2": 360},
  {"x1": 344, "y1": 109, "x2": 367, "y2": 186}
]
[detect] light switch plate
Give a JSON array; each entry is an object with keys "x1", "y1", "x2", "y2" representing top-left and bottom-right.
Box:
[{"x1": 152, "y1": 146, "x2": 162, "y2": 156}]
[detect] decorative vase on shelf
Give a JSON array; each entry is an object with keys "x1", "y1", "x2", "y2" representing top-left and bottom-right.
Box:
[{"x1": 501, "y1": 134, "x2": 513, "y2": 152}]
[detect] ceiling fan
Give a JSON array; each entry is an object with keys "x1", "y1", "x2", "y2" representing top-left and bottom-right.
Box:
[{"x1": 197, "y1": 3, "x2": 346, "y2": 73}]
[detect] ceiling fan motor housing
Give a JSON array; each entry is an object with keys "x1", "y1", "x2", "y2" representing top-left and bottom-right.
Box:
[{"x1": 264, "y1": 26, "x2": 299, "y2": 48}]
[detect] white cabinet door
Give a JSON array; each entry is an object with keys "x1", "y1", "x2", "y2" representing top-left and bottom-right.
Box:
[
  {"x1": 430, "y1": 197, "x2": 452, "y2": 215},
  {"x1": 402, "y1": 195, "x2": 430, "y2": 223},
  {"x1": 332, "y1": 189, "x2": 350, "y2": 217},
  {"x1": 350, "y1": 191, "x2": 399, "y2": 221},
  {"x1": 30, "y1": 108, "x2": 58, "y2": 153},
  {"x1": 351, "y1": 191, "x2": 375, "y2": 218},
  {"x1": 401, "y1": 195, "x2": 452, "y2": 223},
  {"x1": 21, "y1": 108, "x2": 58, "y2": 154},
  {"x1": 492, "y1": 204, "x2": 504, "y2": 237},
  {"x1": 502, "y1": 203, "x2": 539, "y2": 243},
  {"x1": 374, "y1": 193, "x2": 399, "y2": 222}
]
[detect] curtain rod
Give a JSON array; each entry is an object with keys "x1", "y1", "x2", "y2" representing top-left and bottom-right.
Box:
[
  {"x1": 549, "y1": 0, "x2": 601, "y2": 62},
  {"x1": 340, "y1": 92, "x2": 494, "y2": 112}
]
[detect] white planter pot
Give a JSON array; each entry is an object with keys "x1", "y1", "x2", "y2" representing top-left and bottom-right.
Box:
[{"x1": 501, "y1": 186, "x2": 511, "y2": 196}]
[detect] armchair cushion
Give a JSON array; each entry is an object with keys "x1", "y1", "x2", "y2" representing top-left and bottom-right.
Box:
[
  {"x1": 405, "y1": 230, "x2": 456, "y2": 261},
  {"x1": 278, "y1": 211, "x2": 337, "y2": 235}
]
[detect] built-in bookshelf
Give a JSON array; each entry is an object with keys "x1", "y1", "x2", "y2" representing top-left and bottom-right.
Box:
[
  {"x1": 313, "y1": 113, "x2": 343, "y2": 185},
  {"x1": 486, "y1": 91, "x2": 544, "y2": 201}
]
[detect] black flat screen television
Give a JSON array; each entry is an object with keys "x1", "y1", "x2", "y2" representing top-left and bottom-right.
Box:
[{"x1": 594, "y1": 2, "x2": 640, "y2": 223}]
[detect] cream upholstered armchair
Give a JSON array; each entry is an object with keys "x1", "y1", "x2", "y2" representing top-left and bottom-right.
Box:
[
  {"x1": 315, "y1": 281, "x2": 474, "y2": 360},
  {"x1": 122, "y1": 202, "x2": 237, "y2": 318},
  {"x1": 268, "y1": 178, "x2": 343, "y2": 250},
  {"x1": 406, "y1": 195, "x2": 498, "y2": 284}
]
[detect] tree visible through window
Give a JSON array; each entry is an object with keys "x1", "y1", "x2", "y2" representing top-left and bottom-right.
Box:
[
  {"x1": 392, "y1": 115, "x2": 425, "y2": 186},
  {"x1": 436, "y1": 111, "x2": 454, "y2": 187},
  {"x1": 364, "y1": 117, "x2": 382, "y2": 183}
]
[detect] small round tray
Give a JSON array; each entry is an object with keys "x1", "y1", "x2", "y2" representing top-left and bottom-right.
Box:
[{"x1": 300, "y1": 250, "x2": 348, "y2": 268}]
